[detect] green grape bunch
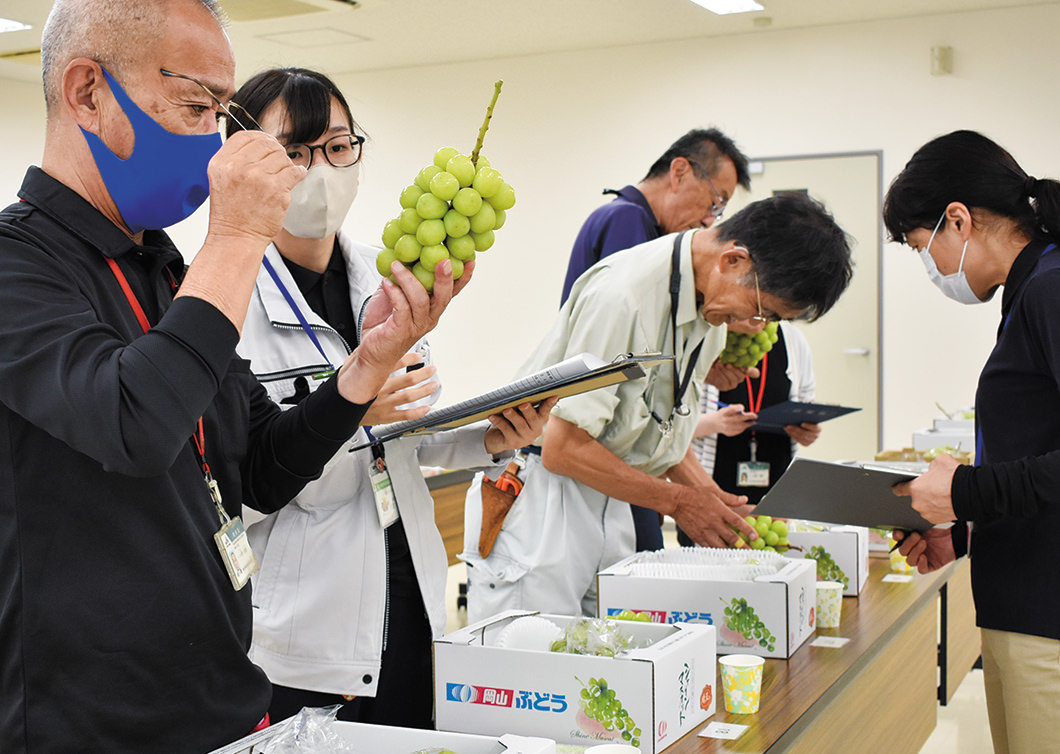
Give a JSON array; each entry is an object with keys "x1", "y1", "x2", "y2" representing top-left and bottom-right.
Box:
[
  {"x1": 722, "y1": 596, "x2": 776, "y2": 653},
  {"x1": 613, "y1": 609, "x2": 653, "y2": 622},
  {"x1": 809, "y1": 545, "x2": 849, "y2": 589},
  {"x1": 728, "y1": 514, "x2": 800, "y2": 554},
  {"x1": 377, "y1": 82, "x2": 515, "y2": 292},
  {"x1": 717, "y1": 321, "x2": 780, "y2": 368},
  {"x1": 577, "y1": 676, "x2": 642, "y2": 749}
]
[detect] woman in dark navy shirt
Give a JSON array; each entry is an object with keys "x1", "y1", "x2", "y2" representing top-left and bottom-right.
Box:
[{"x1": 885, "y1": 129, "x2": 1060, "y2": 754}]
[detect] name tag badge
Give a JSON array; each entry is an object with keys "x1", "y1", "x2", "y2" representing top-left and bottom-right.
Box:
[
  {"x1": 214, "y1": 516, "x2": 260, "y2": 591},
  {"x1": 737, "y1": 461, "x2": 771, "y2": 488},
  {"x1": 371, "y1": 464, "x2": 400, "y2": 529}
]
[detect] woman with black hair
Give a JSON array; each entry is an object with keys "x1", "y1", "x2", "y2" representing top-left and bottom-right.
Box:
[
  {"x1": 887, "y1": 129, "x2": 1060, "y2": 754},
  {"x1": 226, "y1": 67, "x2": 554, "y2": 729}
]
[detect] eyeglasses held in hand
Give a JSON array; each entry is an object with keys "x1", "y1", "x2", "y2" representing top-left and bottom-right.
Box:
[{"x1": 160, "y1": 69, "x2": 263, "y2": 137}]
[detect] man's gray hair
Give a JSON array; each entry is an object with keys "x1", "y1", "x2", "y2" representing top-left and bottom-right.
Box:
[{"x1": 40, "y1": 0, "x2": 225, "y2": 113}]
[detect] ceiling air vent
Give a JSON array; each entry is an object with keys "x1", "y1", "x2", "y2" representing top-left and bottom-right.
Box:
[{"x1": 219, "y1": 0, "x2": 329, "y2": 22}]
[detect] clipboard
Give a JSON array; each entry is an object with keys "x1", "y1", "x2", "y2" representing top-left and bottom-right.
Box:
[
  {"x1": 750, "y1": 400, "x2": 861, "y2": 433},
  {"x1": 349, "y1": 352, "x2": 672, "y2": 451},
  {"x1": 753, "y1": 457, "x2": 932, "y2": 531}
]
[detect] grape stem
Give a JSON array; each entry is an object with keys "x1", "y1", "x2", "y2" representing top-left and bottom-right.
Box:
[{"x1": 471, "y1": 80, "x2": 503, "y2": 167}]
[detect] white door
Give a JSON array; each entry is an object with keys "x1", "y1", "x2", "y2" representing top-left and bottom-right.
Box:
[{"x1": 724, "y1": 153, "x2": 881, "y2": 461}]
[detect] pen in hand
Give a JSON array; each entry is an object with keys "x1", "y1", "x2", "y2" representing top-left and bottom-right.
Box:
[{"x1": 889, "y1": 530, "x2": 909, "y2": 552}]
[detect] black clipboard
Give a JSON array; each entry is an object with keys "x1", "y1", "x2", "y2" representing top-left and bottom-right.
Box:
[
  {"x1": 750, "y1": 400, "x2": 861, "y2": 433},
  {"x1": 753, "y1": 457, "x2": 931, "y2": 531},
  {"x1": 349, "y1": 352, "x2": 672, "y2": 451}
]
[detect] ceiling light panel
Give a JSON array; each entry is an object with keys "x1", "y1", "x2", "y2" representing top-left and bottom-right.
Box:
[
  {"x1": 0, "y1": 17, "x2": 32, "y2": 33},
  {"x1": 687, "y1": 0, "x2": 765, "y2": 15}
]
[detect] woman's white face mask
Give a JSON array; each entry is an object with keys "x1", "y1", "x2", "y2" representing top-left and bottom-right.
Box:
[
  {"x1": 918, "y1": 212, "x2": 991, "y2": 305},
  {"x1": 283, "y1": 163, "x2": 360, "y2": 239}
]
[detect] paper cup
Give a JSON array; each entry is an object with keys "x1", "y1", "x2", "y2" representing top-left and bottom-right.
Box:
[
  {"x1": 816, "y1": 581, "x2": 844, "y2": 628},
  {"x1": 889, "y1": 542, "x2": 916, "y2": 574},
  {"x1": 719, "y1": 654, "x2": 764, "y2": 714}
]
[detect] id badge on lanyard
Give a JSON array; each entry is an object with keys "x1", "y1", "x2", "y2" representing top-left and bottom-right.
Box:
[
  {"x1": 737, "y1": 437, "x2": 770, "y2": 487},
  {"x1": 367, "y1": 429, "x2": 400, "y2": 529},
  {"x1": 214, "y1": 510, "x2": 260, "y2": 591},
  {"x1": 203, "y1": 438, "x2": 261, "y2": 591},
  {"x1": 652, "y1": 231, "x2": 704, "y2": 438},
  {"x1": 737, "y1": 357, "x2": 771, "y2": 488},
  {"x1": 107, "y1": 257, "x2": 259, "y2": 591}
]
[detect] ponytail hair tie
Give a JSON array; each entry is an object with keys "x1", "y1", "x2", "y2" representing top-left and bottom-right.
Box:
[{"x1": 1024, "y1": 176, "x2": 1040, "y2": 198}]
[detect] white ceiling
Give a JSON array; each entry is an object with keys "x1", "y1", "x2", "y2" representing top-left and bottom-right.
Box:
[{"x1": 1, "y1": 0, "x2": 1056, "y2": 85}]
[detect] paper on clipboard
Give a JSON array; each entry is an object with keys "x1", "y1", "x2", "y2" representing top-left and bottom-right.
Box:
[
  {"x1": 750, "y1": 400, "x2": 860, "y2": 433},
  {"x1": 753, "y1": 457, "x2": 932, "y2": 531},
  {"x1": 349, "y1": 352, "x2": 672, "y2": 451}
]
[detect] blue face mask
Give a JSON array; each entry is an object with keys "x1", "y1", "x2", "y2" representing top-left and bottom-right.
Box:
[{"x1": 80, "y1": 67, "x2": 222, "y2": 234}]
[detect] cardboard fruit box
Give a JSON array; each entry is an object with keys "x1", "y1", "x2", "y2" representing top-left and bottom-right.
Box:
[
  {"x1": 433, "y1": 610, "x2": 716, "y2": 753},
  {"x1": 596, "y1": 548, "x2": 816, "y2": 659},
  {"x1": 209, "y1": 718, "x2": 556, "y2": 754},
  {"x1": 782, "y1": 522, "x2": 870, "y2": 597}
]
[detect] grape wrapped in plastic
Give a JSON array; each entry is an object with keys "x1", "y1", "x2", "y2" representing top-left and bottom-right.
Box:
[
  {"x1": 549, "y1": 617, "x2": 637, "y2": 657},
  {"x1": 261, "y1": 706, "x2": 359, "y2": 754}
]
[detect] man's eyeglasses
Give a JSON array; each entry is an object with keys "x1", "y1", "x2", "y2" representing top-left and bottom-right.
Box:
[
  {"x1": 749, "y1": 271, "x2": 782, "y2": 325},
  {"x1": 688, "y1": 159, "x2": 728, "y2": 218},
  {"x1": 160, "y1": 69, "x2": 262, "y2": 136},
  {"x1": 284, "y1": 134, "x2": 366, "y2": 169}
]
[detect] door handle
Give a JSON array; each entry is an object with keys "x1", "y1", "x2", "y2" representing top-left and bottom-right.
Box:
[{"x1": 843, "y1": 347, "x2": 871, "y2": 356}]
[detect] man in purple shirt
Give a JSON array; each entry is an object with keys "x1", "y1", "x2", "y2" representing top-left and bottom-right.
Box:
[
  {"x1": 560, "y1": 128, "x2": 751, "y2": 551},
  {"x1": 560, "y1": 128, "x2": 751, "y2": 305}
]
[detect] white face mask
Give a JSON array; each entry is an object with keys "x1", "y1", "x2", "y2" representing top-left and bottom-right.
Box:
[
  {"x1": 283, "y1": 163, "x2": 360, "y2": 239},
  {"x1": 918, "y1": 212, "x2": 991, "y2": 305}
]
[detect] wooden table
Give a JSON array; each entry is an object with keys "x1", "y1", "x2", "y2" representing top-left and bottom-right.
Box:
[
  {"x1": 939, "y1": 557, "x2": 979, "y2": 705},
  {"x1": 425, "y1": 469, "x2": 980, "y2": 751},
  {"x1": 427, "y1": 469, "x2": 475, "y2": 566},
  {"x1": 667, "y1": 558, "x2": 958, "y2": 754}
]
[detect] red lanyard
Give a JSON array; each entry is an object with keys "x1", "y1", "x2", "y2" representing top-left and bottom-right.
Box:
[
  {"x1": 106, "y1": 257, "x2": 151, "y2": 332},
  {"x1": 744, "y1": 351, "x2": 769, "y2": 414},
  {"x1": 105, "y1": 258, "x2": 221, "y2": 511}
]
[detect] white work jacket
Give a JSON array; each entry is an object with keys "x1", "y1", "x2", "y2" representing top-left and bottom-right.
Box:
[{"x1": 239, "y1": 236, "x2": 500, "y2": 696}]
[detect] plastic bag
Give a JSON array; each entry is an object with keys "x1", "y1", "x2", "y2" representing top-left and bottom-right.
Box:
[
  {"x1": 550, "y1": 617, "x2": 638, "y2": 657},
  {"x1": 261, "y1": 706, "x2": 360, "y2": 754}
]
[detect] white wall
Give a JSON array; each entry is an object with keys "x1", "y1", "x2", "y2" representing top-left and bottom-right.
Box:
[
  {"x1": 4, "y1": 4, "x2": 1058, "y2": 455},
  {"x1": 0, "y1": 79, "x2": 45, "y2": 202}
]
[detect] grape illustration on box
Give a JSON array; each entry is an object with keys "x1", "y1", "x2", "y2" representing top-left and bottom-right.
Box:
[
  {"x1": 378, "y1": 81, "x2": 515, "y2": 291},
  {"x1": 576, "y1": 676, "x2": 643, "y2": 749},
  {"x1": 721, "y1": 596, "x2": 776, "y2": 653},
  {"x1": 809, "y1": 545, "x2": 849, "y2": 590}
]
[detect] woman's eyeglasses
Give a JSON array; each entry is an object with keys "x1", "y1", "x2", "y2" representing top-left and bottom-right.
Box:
[{"x1": 283, "y1": 134, "x2": 366, "y2": 169}]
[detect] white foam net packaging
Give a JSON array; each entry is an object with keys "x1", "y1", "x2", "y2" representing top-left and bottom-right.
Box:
[{"x1": 623, "y1": 546, "x2": 788, "y2": 581}]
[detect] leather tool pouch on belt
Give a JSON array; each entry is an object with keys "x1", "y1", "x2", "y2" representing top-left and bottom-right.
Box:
[{"x1": 478, "y1": 455, "x2": 526, "y2": 558}]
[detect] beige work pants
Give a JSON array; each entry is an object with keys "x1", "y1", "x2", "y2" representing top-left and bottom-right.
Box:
[{"x1": 980, "y1": 627, "x2": 1060, "y2": 754}]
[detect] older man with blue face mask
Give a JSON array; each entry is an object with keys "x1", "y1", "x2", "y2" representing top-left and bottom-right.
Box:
[{"x1": 0, "y1": 1, "x2": 469, "y2": 750}]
